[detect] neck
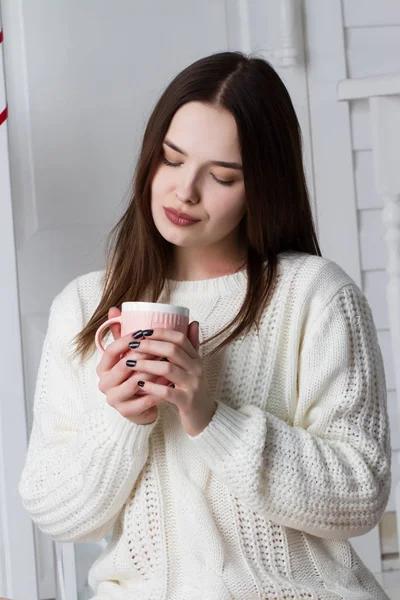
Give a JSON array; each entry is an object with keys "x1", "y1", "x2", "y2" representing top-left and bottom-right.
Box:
[{"x1": 167, "y1": 248, "x2": 247, "y2": 282}]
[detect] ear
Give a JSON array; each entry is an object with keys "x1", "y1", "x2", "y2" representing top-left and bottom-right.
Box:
[{"x1": 187, "y1": 321, "x2": 200, "y2": 353}]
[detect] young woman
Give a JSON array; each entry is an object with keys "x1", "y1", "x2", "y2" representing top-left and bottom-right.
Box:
[{"x1": 18, "y1": 52, "x2": 391, "y2": 599}]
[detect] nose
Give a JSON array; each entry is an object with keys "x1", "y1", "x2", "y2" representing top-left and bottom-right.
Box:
[
  {"x1": 175, "y1": 171, "x2": 200, "y2": 204},
  {"x1": 176, "y1": 192, "x2": 199, "y2": 206},
  {"x1": 175, "y1": 187, "x2": 199, "y2": 205}
]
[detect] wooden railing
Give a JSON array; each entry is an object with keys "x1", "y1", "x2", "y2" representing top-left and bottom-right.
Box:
[{"x1": 338, "y1": 73, "x2": 400, "y2": 571}]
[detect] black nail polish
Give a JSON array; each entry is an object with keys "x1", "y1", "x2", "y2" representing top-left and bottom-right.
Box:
[
  {"x1": 132, "y1": 330, "x2": 144, "y2": 339},
  {"x1": 129, "y1": 341, "x2": 140, "y2": 349},
  {"x1": 126, "y1": 360, "x2": 136, "y2": 367},
  {"x1": 143, "y1": 329, "x2": 154, "y2": 336},
  {"x1": 137, "y1": 380, "x2": 145, "y2": 387},
  {"x1": 161, "y1": 357, "x2": 169, "y2": 362}
]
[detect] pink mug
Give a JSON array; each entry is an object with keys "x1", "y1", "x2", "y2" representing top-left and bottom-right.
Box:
[
  {"x1": 95, "y1": 301, "x2": 190, "y2": 355},
  {"x1": 95, "y1": 301, "x2": 190, "y2": 392}
]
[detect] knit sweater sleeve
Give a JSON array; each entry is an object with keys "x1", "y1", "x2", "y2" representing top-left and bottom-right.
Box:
[
  {"x1": 187, "y1": 283, "x2": 391, "y2": 541},
  {"x1": 18, "y1": 277, "x2": 159, "y2": 543}
]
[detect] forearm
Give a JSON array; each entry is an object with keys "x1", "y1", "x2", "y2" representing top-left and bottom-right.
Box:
[
  {"x1": 188, "y1": 401, "x2": 390, "y2": 540},
  {"x1": 19, "y1": 401, "x2": 158, "y2": 542}
]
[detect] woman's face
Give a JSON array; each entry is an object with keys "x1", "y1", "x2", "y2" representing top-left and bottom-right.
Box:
[{"x1": 150, "y1": 101, "x2": 247, "y2": 254}]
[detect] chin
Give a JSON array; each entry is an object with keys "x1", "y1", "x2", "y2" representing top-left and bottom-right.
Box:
[
  {"x1": 161, "y1": 231, "x2": 199, "y2": 248},
  {"x1": 155, "y1": 214, "x2": 195, "y2": 240}
]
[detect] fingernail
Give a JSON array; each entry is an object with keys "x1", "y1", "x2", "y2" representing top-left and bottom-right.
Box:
[
  {"x1": 129, "y1": 341, "x2": 141, "y2": 349},
  {"x1": 143, "y1": 329, "x2": 153, "y2": 336},
  {"x1": 132, "y1": 330, "x2": 144, "y2": 339},
  {"x1": 161, "y1": 357, "x2": 169, "y2": 362},
  {"x1": 138, "y1": 380, "x2": 145, "y2": 387},
  {"x1": 126, "y1": 360, "x2": 136, "y2": 367}
]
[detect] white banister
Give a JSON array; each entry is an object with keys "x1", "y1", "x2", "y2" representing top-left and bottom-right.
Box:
[
  {"x1": 368, "y1": 95, "x2": 400, "y2": 398},
  {"x1": 54, "y1": 542, "x2": 77, "y2": 600},
  {"x1": 275, "y1": 0, "x2": 299, "y2": 67},
  {"x1": 337, "y1": 75, "x2": 400, "y2": 560},
  {"x1": 337, "y1": 74, "x2": 400, "y2": 101}
]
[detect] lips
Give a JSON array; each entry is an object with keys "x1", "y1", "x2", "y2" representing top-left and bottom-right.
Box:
[{"x1": 164, "y1": 207, "x2": 201, "y2": 221}]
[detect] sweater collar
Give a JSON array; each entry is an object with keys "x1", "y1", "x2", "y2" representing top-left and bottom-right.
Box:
[
  {"x1": 164, "y1": 268, "x2": 249, "y2": 298},
  {"x1": 163, "y1": 252, "x2": 293, "y2": 298}
]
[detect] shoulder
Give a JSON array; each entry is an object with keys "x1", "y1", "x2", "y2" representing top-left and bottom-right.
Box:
[
  {"x1": 278, "y1": 250, "x2": 365, "y2": 322},
  {"x1": 279, "y1": 251, "x2": 359, "y2": 300},
  {"x1": 49, "y1": 269, "x2": 106, "y2": 331},
  {"x1": 282, "y1": 253, "x2": 375, "y2": 340}
]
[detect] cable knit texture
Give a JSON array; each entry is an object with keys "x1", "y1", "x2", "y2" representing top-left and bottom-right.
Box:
[{"x1": 18, "y1": 251, "x2": 391, "y2": 599}]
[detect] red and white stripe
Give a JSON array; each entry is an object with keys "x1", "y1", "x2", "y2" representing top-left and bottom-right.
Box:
[
  {"x1": 0, "y1": 26, "x2": 7, "y2": 126},
  {"x1": 1, "y1": 17, "x2": 12, "y2": 232}
]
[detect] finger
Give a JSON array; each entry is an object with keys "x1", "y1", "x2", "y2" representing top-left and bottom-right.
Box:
[
  {"x1": 129, "y1": 373, "x2": 171, "y2": 395},
  {"x1": 125, "y1": 379, "x2": 181, "y2": 407},
  {"x1": 130, "y1": 339, "x2": 195, "y2": 371},
  {"x1": 140, "y1": 329, "x2": 198, "y2": 359},
  {"x1": 101, "y1": 352, "x2": 160, "y2": 391},
  {"x1": 119, "y1": 355, "x2": 172, "y2": 391},
  {"x1": 115, "y1": 393, "x2": 166, "y2": 420},
  {"x1": 126, "y1": 358, "x2": 190, "y2": 387},
  {"x1": 114, "y1": 369, "x2": 171, "y2": 403},
  {"x1": 98, "y1": 329, "x2": 149, "y2": 373},
  {"x1": 124, "y1": 372, "x2": 159, "y2": 395}
]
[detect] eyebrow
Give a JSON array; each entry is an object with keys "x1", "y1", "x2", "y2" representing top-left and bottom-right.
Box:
[{"x1": 163, "y1": 139, "x2": 243, "y2": 171}]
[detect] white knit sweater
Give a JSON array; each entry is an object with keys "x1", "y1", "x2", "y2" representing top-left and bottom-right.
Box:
[{"x1": 18, "y1": 250, "x2": 391, "y2": 600}]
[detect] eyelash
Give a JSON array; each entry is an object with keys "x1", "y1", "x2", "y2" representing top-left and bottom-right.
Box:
[{"x1": 161, "y1": 157, "x2": 235, "y2": 186}]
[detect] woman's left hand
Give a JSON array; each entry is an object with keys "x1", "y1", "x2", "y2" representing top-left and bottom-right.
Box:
[{"x1": 126, "y1": 322, "x2": 217, "y2": 436}]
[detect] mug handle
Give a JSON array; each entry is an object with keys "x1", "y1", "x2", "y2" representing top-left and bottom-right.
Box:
[{"x1": 95, "y1": 316, "x2": 122, "y2": 355}]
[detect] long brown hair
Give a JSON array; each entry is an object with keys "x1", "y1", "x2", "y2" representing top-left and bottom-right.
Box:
[{"x1": 71, "y1": 51, "x2": 321, "y2": 364}]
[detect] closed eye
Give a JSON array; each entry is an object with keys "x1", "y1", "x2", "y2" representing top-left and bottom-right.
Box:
[
  {"x1": 161, "y1": 157, "x2": 235, "y2": 186},
  {"x1": 162, "y1": 157, "x2": 182, "y2": 168}
]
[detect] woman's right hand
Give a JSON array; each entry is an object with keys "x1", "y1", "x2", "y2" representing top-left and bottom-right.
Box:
[{"x1": 96, "y1": 307, "x2": 164, "y2": 425}]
